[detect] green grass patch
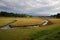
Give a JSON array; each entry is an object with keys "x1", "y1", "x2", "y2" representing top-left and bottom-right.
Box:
[
  {"x1": 0, "y1": 24, "x2": 60, "y2": 40},
  {"x1": 0, "y1": 17, "x2": 60, "y2": 40}
]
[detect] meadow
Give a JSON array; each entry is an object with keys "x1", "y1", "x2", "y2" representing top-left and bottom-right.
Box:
[
  {"x1": 10, "y1": 18, "x2": 44, "y2": 27},
  {"x1": 0, "y1": 17, "x2": 60, "y2": 40},
  {"x1": 0, "y1": 17, "x2": 44, "y2": 27},
  {"x1": 0, "y1": 17, "x2": 15, "y2": 27},
  {"x1": 48, "y1": 18, "x2": 60, "y2": 24}
]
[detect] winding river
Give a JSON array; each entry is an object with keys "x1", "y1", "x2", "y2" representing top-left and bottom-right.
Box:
[{"x1": 0, "y1": 20, "x2": 49, "y2": 29}]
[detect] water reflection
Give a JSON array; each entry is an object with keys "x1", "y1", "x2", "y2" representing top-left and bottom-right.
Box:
[{"x1": 1, "y1": 25, "x2": 11, "y2": 29}]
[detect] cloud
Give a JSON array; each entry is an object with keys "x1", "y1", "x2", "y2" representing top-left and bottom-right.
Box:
[{"x1": 0, "y1": 0, "x2": 60, "y2": 16}]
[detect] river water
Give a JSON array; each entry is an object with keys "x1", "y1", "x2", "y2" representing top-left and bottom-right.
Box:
[
  {"x1": 0, "y1": 25, "x2": 11, "y2": 29},
  {"x1": 0, "y1": 20, "x2": 49, "y2": 29},
  {"x1": 42, "y1": 20, "x2": 48, "y2": 25}
]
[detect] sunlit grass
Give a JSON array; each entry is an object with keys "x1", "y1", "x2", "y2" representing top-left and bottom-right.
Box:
[
  {"x1": 0, "y1": 23, "x2": 60, "y2": 40},
  {"x1": 0, "y1": 17, "x2": 15, "y2": 27},
  {"x1": 0, "y1": 17, "x2": 44, "y2": 27},
  {"x1": 48, "y1": 18, "x2": 60, "y2": 24},
  {"x1": 10, "y1": 18, "x2": 44, "y2": 27},
  {"x1": 0, "y1": 17, "x2": 60, "y2": 40}
]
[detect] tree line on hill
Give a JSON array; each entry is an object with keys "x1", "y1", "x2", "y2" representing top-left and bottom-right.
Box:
[
  {"x1": 0, "y1": 11, "x2": 32, "y2": 17},
  {"x1": 51, "y1": 13, "x2": 60, "y2": 18},
  {"x1": 0, "y1": 11, "x2": 60, "y2": 18}
]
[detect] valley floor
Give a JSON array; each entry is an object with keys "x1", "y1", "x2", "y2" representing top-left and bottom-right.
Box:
[{"x1": 0, "y1": 17, "x2": 60, "y2": 40}]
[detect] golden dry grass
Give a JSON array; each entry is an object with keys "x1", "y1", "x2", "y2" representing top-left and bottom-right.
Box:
[
  {"x1": 0, "y1": 17, "x2": 44, "y2": 27},
  {"x1": 0, "y1": 19, "x2": 60, "y2": 40},
  {"x1": 0, "y1": 17, "x2": 15, "y2": 27},
  {"x1": 48, "y1": 18, "x2": 60, "y2": 24},
  {"x1": 0, "y1": 17, "x2": 60, "y2": 40},
  {"x1": 10, "y1": 18, "x2": 44, "y2": 27}
]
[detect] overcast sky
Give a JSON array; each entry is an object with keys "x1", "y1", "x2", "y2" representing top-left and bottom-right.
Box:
[{"x1": 0, "y1": 0, "x2": 60, "y2": 16}]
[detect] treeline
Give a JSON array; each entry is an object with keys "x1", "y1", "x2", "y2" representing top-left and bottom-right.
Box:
[
  {"x1": 51, "y1": 13, "x2": 60, "y2": 18},
  {"x1": 0, "y1": 11, "x2": 31, "y2": 17}
]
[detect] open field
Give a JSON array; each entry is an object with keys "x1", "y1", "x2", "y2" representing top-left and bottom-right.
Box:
[
  {"x1": 0, "y1": 17, "x2": 15, "y2": 27},
  {"x1": 0, "y1": 24, "x2": 60, "y2": 40},
  {"x1": 0, "y1": 17, "x2": 60, "y2": 40},
  {"x1": 48, "y1": 18, "x2": 60, "y2": 24},
  {"x1": 0, "y1": 17, "x2": 44, "y2": 27},
  {"x1": 10, "y1": 18, "x2": 44, "y2": 27}
]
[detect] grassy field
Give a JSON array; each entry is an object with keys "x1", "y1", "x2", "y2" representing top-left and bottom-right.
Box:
[
  {"x1": 0, "y1": 17, "x2": 44, "y2": 27},
  {"x1": 48, "y1": 18, "x2": 60, "y2": 24},
  {"x1": 0, "y1": 17, "x2": 60, "y2": 40},
  {"x1": 10, "y1": 18, "x2": 44, "y2": 27},
  {"x1": 0, "y1": 17, "x2": 15, "y2": 27}
]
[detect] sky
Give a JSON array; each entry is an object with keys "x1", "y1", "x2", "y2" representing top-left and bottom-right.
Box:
[{"x1": 0, "y1": 0, "x2": 60, "y2": 16}]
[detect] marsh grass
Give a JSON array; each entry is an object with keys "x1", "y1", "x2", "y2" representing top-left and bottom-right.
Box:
[{"x1": 0, "y1": 17, "x2": 60, "y2": 40}]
